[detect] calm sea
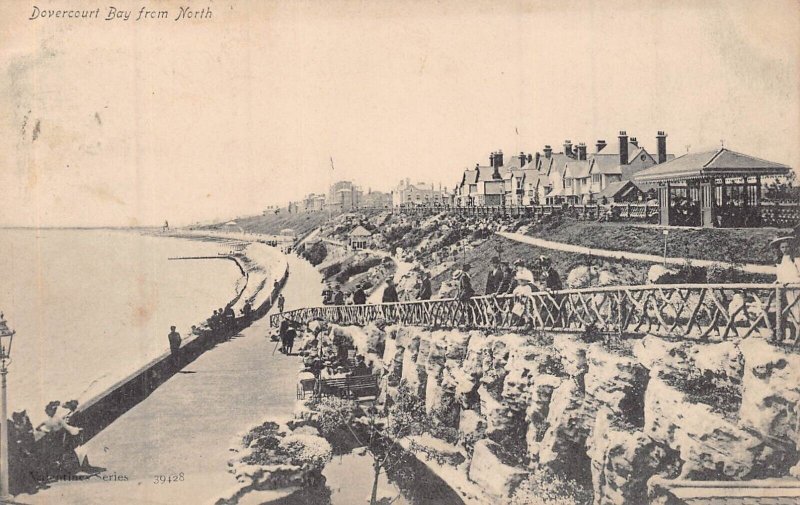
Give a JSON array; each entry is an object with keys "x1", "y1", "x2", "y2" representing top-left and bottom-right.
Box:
[{"x1": 0, "y1": 229, "x2": 243, "y2": 425}]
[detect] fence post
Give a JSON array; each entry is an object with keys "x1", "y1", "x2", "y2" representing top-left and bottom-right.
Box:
[{"x1": 776, "y1": 285, "x2": 784, "y2": 342}]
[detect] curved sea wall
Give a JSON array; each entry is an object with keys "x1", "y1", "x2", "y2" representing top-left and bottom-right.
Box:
[
  {"x1": 318, "y1": 323, "x2": 800, "y2": 504},
  {"x1": 63, "y1": 241, "x2": 289, "y2": 444}
]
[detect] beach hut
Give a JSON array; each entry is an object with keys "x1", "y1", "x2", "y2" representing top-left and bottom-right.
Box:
[
  {"x1": 348, "y1": 226, "x2": 372, "y2": 250},
  {"x1": 634, "y1": 148, "x2": 791, "y2": 227}
]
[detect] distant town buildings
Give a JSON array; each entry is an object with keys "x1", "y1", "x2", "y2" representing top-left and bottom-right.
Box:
[
  {"x1": 392, "y1": 178, "x2": 453, "y2": 208},
  {"x1": 327, "y1": 180, "x2": 363, "y2": 212},
  {"x1": 361, "y1": 189, "x2": 392, "y2": 209}
]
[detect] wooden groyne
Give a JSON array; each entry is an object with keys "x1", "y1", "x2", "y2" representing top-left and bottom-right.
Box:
[{"x1": 58, "y1": 262, "x2": 289, "y2": 445}]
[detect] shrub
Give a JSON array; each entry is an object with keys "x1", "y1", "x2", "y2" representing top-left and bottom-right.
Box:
[
  {"x1": 279, "y1": 433, "x2": 333, "y2": 469},
  {"x1": 301, "y1": 241, "x2": 328, "y2": 266},
  {"x1": 321, "y1": 262, "x2": 342, "y2": 278},
  {"x1": 335, "y1": 256, "x2": 383, "y2": 284},
  {"x1": 510, "y1": 467, "x2": 592, "y2": 505}
]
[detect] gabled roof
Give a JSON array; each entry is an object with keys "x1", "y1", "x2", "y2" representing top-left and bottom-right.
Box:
[
  {"x1": 634, "y1": 148, "x2": 791, "y2": 182},
  {"x1": 599, "y1": 180, "x2": 644, "y2": 199},
  {"x1": 477, "y1": 166, "x2": 511, "y2": 182},
  {"x1": 349, "y1": 225, "x2": 372, "y2": 237},
  {"x1": 591, "y1": 159, "x2": 624, "y2": 175},
  {"x1": 460, "y1": 169, "x2": 477, "y2": 187},
  {"x1": 564, "y1": 160, "x2": 591, "y2": 179}
]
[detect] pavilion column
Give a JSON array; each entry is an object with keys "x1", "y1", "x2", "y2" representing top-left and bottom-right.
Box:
[
  {"x1": 659, "y1": 182, "x2": 671, "y2": 226},
  {"x1": 700, "y1": 178, "x2": 716, "y2": 228}
]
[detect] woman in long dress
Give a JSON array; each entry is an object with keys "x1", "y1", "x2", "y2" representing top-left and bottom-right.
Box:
[{"x1": 772, "y1": 236, "x2": 800, "y2": 342}]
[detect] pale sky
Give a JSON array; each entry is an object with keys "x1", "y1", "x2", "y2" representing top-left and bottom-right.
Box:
[{"x1": 1, "y1": 0, "x2": 799, "y2": 227}]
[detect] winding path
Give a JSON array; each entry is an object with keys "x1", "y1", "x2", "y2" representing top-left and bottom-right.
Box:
[
  {"x1": 23, "y1": 254, "x2": 322, "y2": 505},
  {"x1": 497, "y1": 231, "x2": 775, "y2": 275}
]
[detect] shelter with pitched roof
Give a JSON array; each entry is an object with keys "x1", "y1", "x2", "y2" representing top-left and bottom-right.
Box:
[
  {"x1": 634, "y1": 147, "x2": 791, "y2": 227},
  {"x1": 348, "y1": 225, "x2": 373, "y2": 249}
]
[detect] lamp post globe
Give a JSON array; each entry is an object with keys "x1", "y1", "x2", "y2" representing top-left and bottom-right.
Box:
[{"x1": 0, "y1": 312, "x2": 14, "y2": 500}]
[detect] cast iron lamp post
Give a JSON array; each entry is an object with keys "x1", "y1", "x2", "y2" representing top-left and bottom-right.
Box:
[{"x1": 0, "y1": 313, "x2": 14, "y2": 500}]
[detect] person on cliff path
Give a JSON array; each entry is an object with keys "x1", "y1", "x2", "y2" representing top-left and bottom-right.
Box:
[
  {"x1": 277, "y1": 293, "x2": 285, "y2": 313},
  {"x1": 382, "y1": 278, "x2": 399, "y2": 303},
  {"x1": 168, "y1": 325, "x2": 182, "y2": 367},
  {"x1": 333, "y1": 285, "x2": 345, "y2": 305},
  {"x1": 485, "y1": 256, "x2": 503, "y2": 295},
  {"x1": 353, "y1": 284, "x2": 367, "y2": 305},
  {"x1": 417, "y1": 271, "x2": 432, "y2": 300},
  {"x1": 241, "y1": 300, "x2": 253, "y2": 319}
]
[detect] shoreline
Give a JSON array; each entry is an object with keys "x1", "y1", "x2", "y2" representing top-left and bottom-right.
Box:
[{"x1": 65, "y1": 231, "x2": 289, "y2": 445}]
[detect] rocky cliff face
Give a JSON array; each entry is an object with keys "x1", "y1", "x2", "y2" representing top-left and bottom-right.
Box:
[{"x1": 322, "y1": 324, "x2": 800, "y2": 504}]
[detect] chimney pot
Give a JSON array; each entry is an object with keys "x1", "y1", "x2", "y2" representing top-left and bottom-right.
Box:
[
  {"x1": 577, "y1": 143, "x2": 587, "y2": 161},
  {"x1": 596, "y1": 139, "x2": 607, "y2": 153},
  {"x1": 656, "y1": 131, "x2": 668, "y2": 164},
  {"x1": 618, "y1": 131, "x2": 629, "y2": 165},
  {"x1": 630, "y1": 137, "x2": 638, "y2": 147},
  {"x1": 494, "y1": 150, "x2": 504, "y2": 168}
]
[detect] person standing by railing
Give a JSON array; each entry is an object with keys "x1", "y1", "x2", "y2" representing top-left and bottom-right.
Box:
[
  {"x1": 772, "y1": 236, "x2": 800, "y2": 341},
  {"x1": 417, "y1": 272, "x2": 432, "y2": 300}
]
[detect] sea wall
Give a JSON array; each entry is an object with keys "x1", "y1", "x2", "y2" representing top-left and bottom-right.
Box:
[
  {"x1": 62, "y1": 247, "x2": 289, "y2": 444},
  {"x1": 326, "y1": 324, "x2": 800, "y2": 504}
]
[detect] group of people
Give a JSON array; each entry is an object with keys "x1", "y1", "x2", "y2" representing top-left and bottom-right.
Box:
[
  {"x1": 9, "y1": 400, "x2": 86, "y2": 492},
  {"x1": 484, "y1": 255, "x2": 563, "y2": 296}
]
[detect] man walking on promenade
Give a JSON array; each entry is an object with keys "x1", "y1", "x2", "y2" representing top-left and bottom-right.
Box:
[
  {"x1": 168, "y1": 326, "x2": 182, "y2": 368},
  {"x1": 277, "y1": 293, "x2": 285, "y2": 313}
]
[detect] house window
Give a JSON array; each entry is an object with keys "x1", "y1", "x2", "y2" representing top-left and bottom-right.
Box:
[
  {"x1": 592, "y1": 174, "x2": 601, "y2": 184},
  {"x1": 565, "y1": 179, "x2": 572, "y2": 188}
]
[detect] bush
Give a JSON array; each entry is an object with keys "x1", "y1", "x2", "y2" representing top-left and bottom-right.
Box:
[
  {"x1": 335, "y1": 256, "x2": 383, "y2": 284},
  {"x1": 301, "y1": 241, "x2": 328, "y2": 266},
  {"x1": 321, "y1": 262, "x2": 342, "y2": 278},
  {"x1": 279, "y1": 433, "x2": 333, "y2": 469},
  {"x1": 510, "y1": 467, "x2": 592, "y2": 505}
]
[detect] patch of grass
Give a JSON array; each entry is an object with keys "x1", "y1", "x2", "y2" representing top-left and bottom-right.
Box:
[{"x1": 524, "y1": 218, "x2": 786, "y2": 265}]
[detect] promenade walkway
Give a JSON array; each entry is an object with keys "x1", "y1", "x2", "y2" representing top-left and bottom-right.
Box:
[{"x1": 23, "y1": 254, "x2": 322, "y2": 505}]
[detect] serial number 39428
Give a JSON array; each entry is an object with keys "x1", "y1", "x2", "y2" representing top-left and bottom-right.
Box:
[{"x1": 153, "y1": 473, "x2": 184, "y2": 484}]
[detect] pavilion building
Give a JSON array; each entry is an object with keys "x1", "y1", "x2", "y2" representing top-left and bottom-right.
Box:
[{"x1": 633, "y1": 147, "x2": 791, "y2": 227}]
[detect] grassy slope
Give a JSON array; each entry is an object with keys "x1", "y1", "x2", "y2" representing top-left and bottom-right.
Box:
[
  {"x1": 198, "y1": 212, "x2": 332, "y2": 238},
  {"x1": 523, "y1": 216, "x2": 788, "y2": 265}
]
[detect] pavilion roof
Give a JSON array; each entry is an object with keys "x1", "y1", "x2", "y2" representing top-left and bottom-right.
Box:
[{"x1": 634, "y1": 148, "x2": 790, "y2": 183}]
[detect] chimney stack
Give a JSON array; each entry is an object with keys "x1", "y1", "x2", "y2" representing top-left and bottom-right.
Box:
[
  {"x1": 543, "y1": 145, "x2": 552, "y2": 159},
  {"x1": 494, "y1": 150, "x2": 504, "y2": 168},
  {"x1": 656, "y1": 131, "x2": 668, "y2": 164},
  {"x1": 618, "y1": 131, "x2": 629, "y2": 166},
  {"x1": 577, "y1": 143, "x2": 587, "y2": 161},
  {"x1": 630, "y1": 137, "x2": 638, "y2": 147},
  {"x1": 519, "y1": 152, "x2": 527, "y2": 167},
  {"x1": 489, "y1": 152, "x2": 495, "y2": 167},
  {"x1": 526, "y1": 153, "x2": 533, "y2": 163},
  {"x1": 596, "y1": 139, "x2": 607, "y2": 153},
  {"x1": 564, "y1": 140, "x2": 573, "y2": 158},
  {"x1": 533, "y1": 152, "x2": 540, "y2": 170}
]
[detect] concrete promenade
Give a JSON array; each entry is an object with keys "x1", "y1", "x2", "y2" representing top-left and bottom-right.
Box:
[{"x1": 22, "y1": 254, "x2": 321, "y2": 505}]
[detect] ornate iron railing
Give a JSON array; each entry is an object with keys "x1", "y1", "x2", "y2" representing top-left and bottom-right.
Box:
[{"x1": 270, "y1": 283, "x2": 800, "y2": 343}]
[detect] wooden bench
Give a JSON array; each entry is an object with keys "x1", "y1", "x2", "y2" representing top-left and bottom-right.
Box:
[{"x1": 318, "y1": 374, "x2": 379, "y2": 400}]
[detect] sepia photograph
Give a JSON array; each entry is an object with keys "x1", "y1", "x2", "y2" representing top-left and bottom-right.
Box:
[{"x1": 1, "y1": 0, "x2": 800, "y2": 503}]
